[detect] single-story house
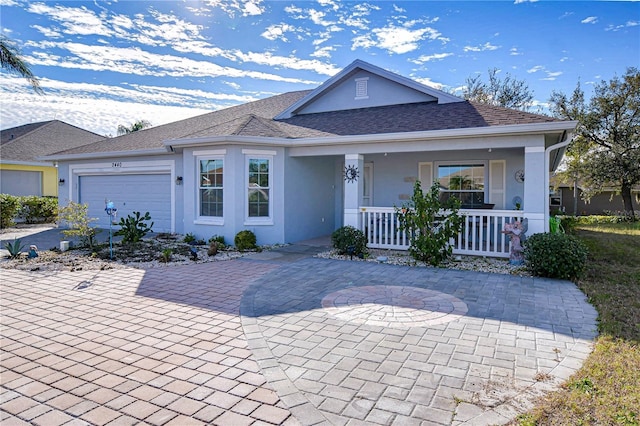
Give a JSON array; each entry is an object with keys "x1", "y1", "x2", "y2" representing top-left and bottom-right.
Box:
[
  {"x1": 550, "y1": 179, "x2": 640, "y2": 216},
  {"x1": 44, "y1": 60, "x2": 577, "y2": 258},
  {"x1": 1, "y1": 120, "x2": 104, "y2": 196}
]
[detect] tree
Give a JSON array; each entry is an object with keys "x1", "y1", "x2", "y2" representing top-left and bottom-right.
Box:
[
  {"x1": 550, "y1": 68, "x2": 640, "y2": 218},
  {"x1": 117, "y1": 120, "x2": 152, "y2": 135},
  {"x1": 463, "y1": 68, "x2": 534, "y2": 111},
  {"x1": 0, "y1": 36, "x2": 43, "y2": 94}
]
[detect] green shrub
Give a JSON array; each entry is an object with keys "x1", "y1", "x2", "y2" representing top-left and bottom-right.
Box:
[
  {"x1": 0, "y1": 194, "x2": 20, "y2": 228},
  {"x1": 524, "y1": 232, "x2": 588, "y2": 280},
  {"x1": 18, "y1": 196, "x2": 58, "y2": 223},
  {"x1": 57, "y1": 201, "x2": 100, "y2": 249},
  {"x1": 183, "y1": 232, "x2": 196, "y2": 244},
  {"x1": 331, "y1": 225, "x2": 368, "y2": 258},
  {"x1": 115, "y1": 211, "x2": 154, "y2": 244},
  {"x1": 558, "y1": 215, "x2": 579, "y2": 234},
  {"x1": 396, "y1": 180, "x2": 464, "y2": 266},
  {"x1": 234, "y1": 230, "x2": 257, "y2": 251},
  {"x1": 208, "y1": 235, "x2": 226, "y2": 247}
]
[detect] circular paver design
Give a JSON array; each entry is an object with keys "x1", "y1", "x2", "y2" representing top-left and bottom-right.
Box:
[{"x1": 321, "y1": 285, "x2": 468, "y2": 328}]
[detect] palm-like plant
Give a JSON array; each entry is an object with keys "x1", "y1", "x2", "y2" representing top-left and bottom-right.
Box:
[
  {"x1": 117, "y1": 120, "x2": 152, "y2": 136},
  {"x1": 0, "y1": 36, "x2": 43, "y2": 94}
]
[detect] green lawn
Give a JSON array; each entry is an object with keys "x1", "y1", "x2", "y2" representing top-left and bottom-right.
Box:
[{"x1": 517, "y1": 222, "x2": 640, "y2": 425}]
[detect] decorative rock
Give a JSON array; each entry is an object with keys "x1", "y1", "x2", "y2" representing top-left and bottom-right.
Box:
[{"x1": 376, "y1": 256, "x2": 388, "y2": 263}]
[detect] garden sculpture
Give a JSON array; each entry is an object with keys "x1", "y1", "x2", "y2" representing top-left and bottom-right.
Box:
[{"x1": 502, "y1": 220, "x2": 526, "y2": 265}]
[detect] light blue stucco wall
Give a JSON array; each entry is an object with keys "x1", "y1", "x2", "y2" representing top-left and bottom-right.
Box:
[
  {"x1": 182, "y1": 145, "x2": 288, "y2": 247},
  {"x1": 298, "y1": 70, "x2": 437, "y2": 115},
  {"x1": 362, "y1": 148, "x2": 525, "y2": 209},
  {"x1": 283, "y1": 155, "x2": 337, "y2": 243}
]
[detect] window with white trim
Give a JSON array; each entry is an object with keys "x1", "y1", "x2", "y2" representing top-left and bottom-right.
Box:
[
  {"x1": 199, "y1": 158, "x2": 223, "y2": 218},
  {"x1": 247, "y1": 156, "x2": 272, "y2": 220},
  {"x1": 438, "y1": 163, "x2": 486, "y2": 208}
]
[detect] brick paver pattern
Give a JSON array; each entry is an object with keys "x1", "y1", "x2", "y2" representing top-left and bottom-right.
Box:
[
  {"x1": 1, "y1": 251, "x2": 599, "y2": 426},
  {"x1": 0, "y1": 262, "x2": 294, "y2": 426}
]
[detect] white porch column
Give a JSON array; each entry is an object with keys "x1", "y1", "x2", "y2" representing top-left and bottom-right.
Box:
[
  {"x1": 343, "y1": 154, "x2": 364, "y2": 229},
  {"x1": 523, "y1": 146, "x2": 546, "y2": 235}
]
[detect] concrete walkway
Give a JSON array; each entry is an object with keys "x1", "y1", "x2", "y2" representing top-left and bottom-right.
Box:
[{"x1": 0, "y1": 229, "x2": 598, "y2": 425}]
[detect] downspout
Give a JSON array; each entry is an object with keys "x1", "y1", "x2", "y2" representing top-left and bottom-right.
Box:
[{"x1": 544, "y1": 130, "x2": 572, "y2": 232}]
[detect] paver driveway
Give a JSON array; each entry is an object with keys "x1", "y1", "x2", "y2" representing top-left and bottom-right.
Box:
[
  {"x1": 1, "y1": 261, "x2": 291, "y2": 425},
  {"x1": 1, "y1": 250, "x2": 598, "y2": 425}
]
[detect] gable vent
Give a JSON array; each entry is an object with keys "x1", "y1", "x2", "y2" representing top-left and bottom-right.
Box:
[{"x1": 355, "y1": 77, "x2": 369, "y2": 100}]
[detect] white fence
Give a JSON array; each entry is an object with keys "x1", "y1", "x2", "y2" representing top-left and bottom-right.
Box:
[{"x1": 360, "y1": 207, "x2": 525, "y2": 258}]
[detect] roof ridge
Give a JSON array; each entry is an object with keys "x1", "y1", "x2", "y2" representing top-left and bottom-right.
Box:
[
  {"x1": 467, "y1": 100, "x2": 559, "y2": 121},
  {"x1": 1, "y1": 121, "x2": 54, "y2": 145}
]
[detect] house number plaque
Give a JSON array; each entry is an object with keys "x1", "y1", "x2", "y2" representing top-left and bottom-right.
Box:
[{"x1": 112, "y1": 162, "x2": 122, "y2": 168}]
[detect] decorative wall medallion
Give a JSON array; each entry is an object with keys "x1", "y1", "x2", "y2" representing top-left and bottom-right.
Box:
[
  {"x1": 515, "y1": 169, "x2": 525, "y2": 183},
  {"x1": 344, "y1": 165, "x2": 359, "y2": 183}
]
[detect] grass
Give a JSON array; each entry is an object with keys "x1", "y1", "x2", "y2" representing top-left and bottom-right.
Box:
[{"x1": 516, "y1": 222, "x2": 640, "y2": 425}]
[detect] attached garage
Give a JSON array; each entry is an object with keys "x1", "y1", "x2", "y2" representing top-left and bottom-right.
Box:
[
  {"x1": 1, "y1": 170, "x2": 42, "y2": 196},
  {"x1": 79, "y1": 174, "x2": 172, "y2": 232}
]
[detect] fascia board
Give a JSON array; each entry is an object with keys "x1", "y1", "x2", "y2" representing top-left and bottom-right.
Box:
[
  {"x1": 40, "y1": 147, "x2": 169, "y2": 162},
  {"x1": 164, "y1": 135, "x2": 285, "y2": 149},
  {"x1": 0, "y1": 160, "x2": 53, "y2": 167}
]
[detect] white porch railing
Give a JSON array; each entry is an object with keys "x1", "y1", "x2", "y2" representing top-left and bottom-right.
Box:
[{"x1": 360, "y1": 207, "x2": 525, "y2": 258}]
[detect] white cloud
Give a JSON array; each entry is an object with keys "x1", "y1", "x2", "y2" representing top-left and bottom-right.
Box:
[
  {"x1": 606, "y1": 20, "x2": 639, "y2": 31},
  {"x1": 311, "y1": 46, "x2": 335, "y2": 59},
  {"x1": 233, "y1": 51, "x2": 339, "y2": 76},
  {"x1": 510, "y1": 47, "x2": 523, "y2": 56},
  {"x1": 352, "y1": 23, "x2": 444, "y2": 55},
  {"x1": 203, "y1": 0, "x2": 265, "y2": 17},
  {"x1": 514, "y1": 0, "x2": 538, "y2": 4},
  {"x1": 527, "y1": 65, "x2": 562, "y2": 80},
  {"x1": 0, "y1": 0, "x2": 20, "y2": 5},
  {"x1": 581, "y1": 16, "x2": 598, "y2": 24},
  {"x1": 413, "y1": 76, "x2": 445, "y2": 90},
  {"x1": 413, "y1": 52, "x2": 453, "y2": 63},
  {"x1": 27, "y1": 3, "x2": 113, "y2": 37},
  {"x1": 463, "y1": 42, "x2": 500, "y2": 52},
  {"x1": 0, "y1": 76, "x2": 212, "y2": 136},
  {"x1": 26, "y1": 41, "x2": 319, "y2": 83},
  {"x1": 31, "y1": 24, "x2": 63, "y2": 38},
  {"x1": 261, "y1": 23, "x2": 304, "y2": 42},
  {"x1": 542, "y1": 71, "x2": 563, "y2": 81}
]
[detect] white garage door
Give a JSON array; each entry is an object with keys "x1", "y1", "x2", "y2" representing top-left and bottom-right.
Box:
[
  {"x1": 1, "y1": 170, "x2": 42, "y2": 196},
  {"x1": 79, "y1": 174, "x2": 172, "y2": 232}
]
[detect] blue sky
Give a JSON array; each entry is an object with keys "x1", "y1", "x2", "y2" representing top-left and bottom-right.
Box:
[{"x1": 1, "y1": 0, "x2": 638, "y2": 136}]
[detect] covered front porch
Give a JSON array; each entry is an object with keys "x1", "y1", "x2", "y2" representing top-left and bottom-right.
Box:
[
  {"x1": 360, "y1": 207, "x2": 524, "y2": 258},
  {"x1": 335, "y1": 143, "x2": 556, "y2": 258}
]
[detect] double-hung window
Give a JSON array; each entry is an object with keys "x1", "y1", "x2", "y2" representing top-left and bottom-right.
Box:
[
  {"x1": 245, "y1": 150, "x2": 274, "y2": 224},
  {"x1": 199, "y1": 157, "x2": 224, "y2": 220},
  {"x1": 438, "y1": 163, "x2": 486, "y2": 208}
]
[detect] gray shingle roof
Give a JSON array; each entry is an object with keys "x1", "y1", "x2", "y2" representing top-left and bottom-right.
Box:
[
  {"x1": 48, "y1": 91, "x2": 564, "y2": 157},
  {"x1": 52, "y1": 91, "x2": 312, "y2": 156},
  {"x1": 0, "y1": 120, "x2": 105, "y2": 162},
  {"x1": 277, "y1": 100, "x2": 560, "y2": 137}
]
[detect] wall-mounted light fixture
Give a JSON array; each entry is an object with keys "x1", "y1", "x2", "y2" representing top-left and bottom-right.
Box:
[
  {"x1": 175, "y1": 176, "x2": 183, "y2": 185},
  {"x1": 58, "y1": 178, "x2": 65, "y2": 185}
]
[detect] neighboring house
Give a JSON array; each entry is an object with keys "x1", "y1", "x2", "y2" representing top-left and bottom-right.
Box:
[
  {"x1": 1, "y1": 120, "x2": 105, "y2": 196},
  {"x1": 44, "y1": 60, "x2": 577, "y2": 258},
  {"x1": 550, "y1": 181, "x2": 640, "y2": 215}
]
